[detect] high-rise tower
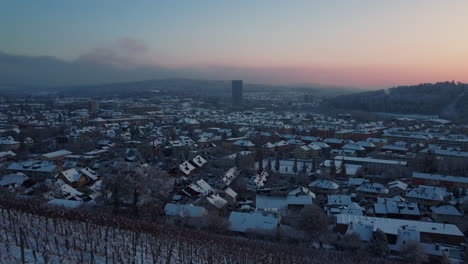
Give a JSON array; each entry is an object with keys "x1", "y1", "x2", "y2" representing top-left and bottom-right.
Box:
[{"x1": 232, "y1": 80, "x2": 243, "y2": 105}]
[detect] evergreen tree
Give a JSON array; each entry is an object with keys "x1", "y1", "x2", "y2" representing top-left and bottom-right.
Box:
[
  {"x1": 301, "y1": 161, "x2": 307, "y2": 175},
  {"x1": 367, "y1": 229, "x2": 389, "y2": 257},
  {"x1": 275, "y1": 154, "x2": 280, "y2": 172},
  {"x1": 292, "y1": 159, "x2": 298, "y2": 174},
  {"x1": 266, "y1": 158, "x2": 272, "y2": 173},
  {"x1": 329, "y1": 159, "x2": 337, "y2": 178},
  {"x1": 339, "y1": 160, "x2": 347, "y2": 178},
  {"x1": 234, "y1": 153, "x2": 240, "y2": 168},
  {"x1": 257, "y1": 151, "x2": 264, "y2": 174}
]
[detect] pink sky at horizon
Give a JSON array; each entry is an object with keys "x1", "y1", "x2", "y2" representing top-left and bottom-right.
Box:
[{"x1": 2, "y1": 0, "x2": 468, "y2": 88}]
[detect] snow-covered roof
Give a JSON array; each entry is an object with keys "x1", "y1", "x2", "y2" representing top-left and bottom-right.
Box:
[
  {"x1": 335, "y1": 156, "x2": 407, "y2": 166},
  {"x1": 222, "y1": 167, "x2": 238, "y2": 186},
  {"x1": 48, "y1": 199, "x2": 83, "y2": 209},
  {"x1": 356, "y1": 183, "x2": 389, "y2": 194},
  {"x1": 206, "y1": 193, "x2": 228, "y2": 209},
  {"x1": 164, "y1": 203, "x2": 207, "y2": 217},
  {"x1": 233, "y1": 140, "x2": 255, "y2": 147},
  {"x1": 255, "y1": 193, "x2": 314, "y2": 210},
  {"x1": 59, "y1": 168, "x2": 82, "y2": 183},
  {"x1": 224, "y1": 187, "x2": 238, "y2": 199},
  {"x1": 327, "y1": 194, "x2": 352, "y2": 206},
  {"x1": 81, "y1": 167, "x2": 98, "y2": 181},
  {"x1": 179, "y1": 161, "x2": 196, "y2": 175},
  {"x1": 308, "y1": 179, "x2": 339, "y2": 190},
  {"x1": 42, "y1": 150, "x2": 72, "y2": 159},
  {"x1": 430, "y1": 204, "x2": 462, "y2": 216},
  {"x1": 0, "y1": 173, "x2": 28, "y2": 186},
  {"x1": 348, "y1": 178, "x2": 369, "y2": 186},
  {"x1": 228, "y1": 211, "x2": 278, "y2": 233},
  {"x1": 413, "y1": 172, "x2": 468, "y2": 184},
  {"x1": 8, "y1": 160, "x2": 57, "y2": 173},
  {"x1": 388, "y1": 180, "x2": 408, "y2": 191},
  {"x1": 336, "y1": 214, "x2": 464, "y2": 237},
  {"x1": 192, "y1": 155, "x2": 207, "y2": 167},
  {"x1": 406, "y1": 185, "x2": 446, "y2": 201},
  {"x1": 195, "y1": 179, "x2": 215, "y2": 194},
  {"x1": 342, "y1": 143, "x2": 365, "y2": 151},
  {"x1": 253, "y1": 171, "x2": 269, "y2": 188},
  {"x1": 374, "y1": 197, "x2": 420, "y2": 216}
]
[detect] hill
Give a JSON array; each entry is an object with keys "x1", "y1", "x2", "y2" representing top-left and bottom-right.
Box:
[
  {"x1": 0, "y1": 197, "x2": 391, "y2": 264},
  {"x1": 327, "y1": 82, "x2": 468, "y2": 121}
]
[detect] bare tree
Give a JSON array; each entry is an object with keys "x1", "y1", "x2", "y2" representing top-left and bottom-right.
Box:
[
  {"x1": 399, "y1": 240, "x2": 427, "y2": 264},
  {"x1": 294, "y1": 205, "x2": 328, "y2": 240},
  {"x1": 336, "y1": 232, "x2": 363, "y2": 251},
  {"x1": 102, "y1": 161, "x2": 173, "y2": 216}
]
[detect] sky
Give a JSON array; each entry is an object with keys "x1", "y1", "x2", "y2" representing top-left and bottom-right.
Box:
[{"x1": 1, "y1": 0, "x2": 467, "y2": 88}]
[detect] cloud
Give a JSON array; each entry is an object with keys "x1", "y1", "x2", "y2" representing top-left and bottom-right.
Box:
[
  {"x1": 117, "y1": 37, "x2": 149, "y2": 55},
  {"x1": 75, "y1": 37, "x2": 150, "y2": 68}
]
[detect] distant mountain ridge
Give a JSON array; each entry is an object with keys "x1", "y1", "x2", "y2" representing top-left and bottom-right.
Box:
[
  {"x1": 0, "y1": 51, "x2": 356, "y2": 97},
  {"x1": 327, "y1": 82, "x2": 468, "y2": 121}
]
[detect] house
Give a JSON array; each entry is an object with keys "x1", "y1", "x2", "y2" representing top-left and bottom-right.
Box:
[
  {"x1": 412, "y1": 172, "x2": 468, "y2": 188},
  {"x1": 328, "y1": 202, "x2": 364, "y2": 216},
  {"x1": 321, "y1": 160, "x2": 363, "y2": 177},
  {"x1": 356, "y1": 182, "x2": 389, "y2": 199},
  {"x1": 80, "y1": 167, "x2": 98, "y2": 182},
  {"x1": 326, "y1": 195, "x2": 364, "y2": 216},
  {"x1": 348, "y1": 178, "x2": 369, "y2": 190},
  {"x1": 387, "y1": 180, "x2": 408, "y2": 197},
  {"x1": 293, "y1": 145, "x2": 321, "y2": 159},
  {"x1": 0, "y1": 151, "x2": 16, "y2": 161},
  {"x1": 308, "y1": 179, "x2": 339, "y2": 195},
  {"x1": 324, "y1": 138, "x2": 344, "y2": 148},
  {"x1": 56, "y1": 168, "x2": 87, "y2": 188},
  {"x1": 222, "y1": 187, "x2": 238, "y2": 201},
  {"x1": 164, "y1": 203, "x2": 208, "y2": 217},
  {"x1": 0, "y1": 173, "x2": 31, "y2": 190},
  {"x1": 49, "y1": 179, "x2": 84, "y2": 201},
  {"x1": 222, "y1": 167, "x2": 238, "y2": 186},
  {"x1": 228, "y1": 211, "x2": 279, "y2": 233},
  {"x1": 8, "y1": 160, "x2": 58, "y2": 180},
  {"x1": 341, "y1": 144, "x2": 366, "y2": 156},
  {"x1": 327, "y1": 194, "x2": 352, "y2": 207},
  {"x1": 48, "y1": 199, "x2": 84, "y2": 209},
  {"x1": 0, "y1": 137, "x2": 20, "y2": 151},
  {"x1": 232, "y1": 140, "x2": 255, "y2": 151},
  {"x1": 253, "y1": 171, "x2": 269, "y2": 188},
  {"x1": 406, "y1": 185, "x2": 447, "y2": 207},
  {"x1": 430, "y1": 204, "x2": 463, "y2": 224},
  {"x1": 206, "y1": 193, "x2": 228, "y2": 209},
  {"x1": 255, "y1": 187, "x2": 315, "y2": 211},
  {"x1": 355, "y1": 141, "x2": 376, "y2": 152},
  {"x1": 40, "y1": 150, "x2": 72, "y2": 161},
  {"x1": 373, "y1": 197, "x2": 420, "y2": 219},
  {"x1": 366, "y1": 138, "x2": 388, "y2": 148},
  {"x1": 178, "y1": 161, "x2": 197, "y2": 176},
  {"x1": 334, "y1": 156, "x2": 407, "y2": 175},
  {"x1": 191, "y1": 155, "x2": 207, "y2": 168},
  {"x1": 336, "y1": 214, "x2": 465, "y2": 246}
]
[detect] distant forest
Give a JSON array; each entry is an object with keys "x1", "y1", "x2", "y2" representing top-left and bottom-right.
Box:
[{"x1": 327, "y1": 82, "x2": 468, "y2": 121}]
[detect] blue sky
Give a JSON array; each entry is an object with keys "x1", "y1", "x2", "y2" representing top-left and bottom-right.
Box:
[{"x1": 1, "y1": 0, "x2": 467, "y2": 87}]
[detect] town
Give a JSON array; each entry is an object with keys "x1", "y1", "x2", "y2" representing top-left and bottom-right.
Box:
[{"x1": 0, "y1": 80, "x2": 467, "y2": 263}]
